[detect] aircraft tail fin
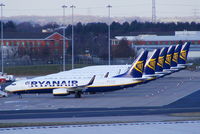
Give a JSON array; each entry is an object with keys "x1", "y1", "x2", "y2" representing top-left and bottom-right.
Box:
[
  {"x1": 155, "y1": 47, "x2": 168, "y2": 72},
  {"x1": 163, "y1": 45, "x2": 176, "y2": 69},
  {"x1": 178, "y1": 42, "x2": 190, "y2": 65},
  {"x1": 144, "y1": 49, "x2": 160, "y2": 75},
  {"x1": 171, "y1": 44, "x2": 182, "y2": 67},
  {"x1": 114, "y1": 50, "x2": 148, "y2": 78}
]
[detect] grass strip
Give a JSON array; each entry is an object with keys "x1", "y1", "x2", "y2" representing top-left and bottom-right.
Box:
[
  {"x1": 0, "y1": 121, "x2": 139, "y2": 128},
  {"x1": 170, "y1": 112, "x2": 200, "y2": 117},
  {"x1": 4, "y1": 64, "x2": 91, "y2": 76}
]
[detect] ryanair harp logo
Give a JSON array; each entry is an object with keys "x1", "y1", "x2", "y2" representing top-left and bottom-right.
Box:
[
  {"x1": 134, "y1": 61, "x2": 144, "y2": 73},
  {"x1": 172, "y1": 53, "x2": 178, "y2": 63},
  {"x1": 165, "y1": 54, "x2": 171, "y2": 65},
  {"x1": 180, "y1": 50, "x2": 187, "y2": 60},
  {"x1": 157, "y1": 57, "x2": 164, "y2": 67},
  {"x1": 147, "y1": 59, "x2": 156, "y2": 70}
]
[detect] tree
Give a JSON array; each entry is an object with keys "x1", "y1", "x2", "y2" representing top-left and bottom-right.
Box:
[
  {"x1": 16, "y1": 22, "x2": 34, "y2": 32},
  {"x1": 112, "y1": 39, "x2": 136, "y2": 58},
  {"x1": 4, "y1": 21, "x2": 16, "y2": 32},
  {"x1": 43, "y1": 22, "x2": 59, "y2": 30}
]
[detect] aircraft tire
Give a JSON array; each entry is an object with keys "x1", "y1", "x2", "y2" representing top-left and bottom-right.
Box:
[{"x1": 75, "y1": 92, "x2": 81, "y2": 98}]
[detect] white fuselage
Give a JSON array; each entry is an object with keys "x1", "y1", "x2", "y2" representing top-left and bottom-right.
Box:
[{"x1": 5, "y1": 76, "x2": 142, "y2": 94}]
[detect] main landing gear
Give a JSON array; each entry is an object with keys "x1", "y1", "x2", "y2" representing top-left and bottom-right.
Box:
[
  {"x1": 75, "y1": 91, "x2": 82, "y2": 98},
  {"x1": 17, "y1": 93, "x2": 22, "y2": 99}
]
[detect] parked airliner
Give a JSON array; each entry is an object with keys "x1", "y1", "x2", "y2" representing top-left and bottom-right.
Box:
[
  {"x1": 5, "y1": 51, "x2": 148, "y2": 98},
  {"x1": 4, "y1": 42, "x2": 191, "y2": 98}
]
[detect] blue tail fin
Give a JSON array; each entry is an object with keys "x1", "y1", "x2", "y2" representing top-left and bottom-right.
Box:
[
  {"x1": 144, "y1": 49, "x2": 160, "y2": 75},
  {"x1": 163, "y1": 46, "x2": 175, "y2": 69},
  {"x1": 155, "y1": 47, "x2": 168, "y2": 72},
  {"x1": 114, "y1": 51, "x2": 148, "y2": 78},
  {"x1": 178, "y1": 42, "x2": 190, "y2": 65},
  {"x1": 171, "y1": 44, "x2": 182, "y2": 67}
]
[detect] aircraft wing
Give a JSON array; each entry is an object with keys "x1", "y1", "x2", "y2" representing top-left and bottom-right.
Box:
[
  {"x1": 69, "y1": 75, "x2": 96, "y2": 90},
  {"x1": 53, "y1": 75, "x2": 96, "y2": 97}
]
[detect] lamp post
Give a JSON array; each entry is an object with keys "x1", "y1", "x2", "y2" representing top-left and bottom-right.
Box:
[
  {"x1": 107, "y1": 5, "x2": 112, "y2": 65},
  {"x1": 0, "y1": 3, "x2": 5, "y2": 74},
  {"x1": 70, "y1": 5, "x2": 75, "y2": 69},
  {"x1": 62, "y1": 5, "x2": 67, "y2": 71}
]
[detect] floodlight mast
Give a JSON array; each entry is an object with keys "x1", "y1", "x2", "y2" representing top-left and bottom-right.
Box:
[
  {"x1": 70, "y1": 5, "x2": 75, "y2": 69},
  {"x1": 62, "y1": 5, "x2": 67, "y2": 71},
  {"x1": 0, "y1": 3, "x2": 5, "y2": 74},
  {"x1": 107, "y1": 5, "x2": 112, "y2": 65}
]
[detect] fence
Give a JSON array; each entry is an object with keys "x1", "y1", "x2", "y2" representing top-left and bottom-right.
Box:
[{"x1": 2, "y1": 56, "x2": 135, "y2": 67}]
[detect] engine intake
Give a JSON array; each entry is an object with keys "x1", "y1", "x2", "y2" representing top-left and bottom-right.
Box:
[{"x1": 53, "y1": 88, "x2": 70, "y2": 96}]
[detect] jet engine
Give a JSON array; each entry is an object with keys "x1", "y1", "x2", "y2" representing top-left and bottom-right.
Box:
[{"x1": 53, "y1": 88, "x2": 70, "y2": 96}]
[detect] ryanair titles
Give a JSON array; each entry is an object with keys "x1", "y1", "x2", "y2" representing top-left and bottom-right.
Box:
[{"x1": 25, "y1": 80, "x2": 78, "y2": 88}]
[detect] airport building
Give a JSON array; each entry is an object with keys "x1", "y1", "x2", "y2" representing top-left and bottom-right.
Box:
[
  {"x1": 112, "y1": 31, "x2": 200, "y2": 58},
  {"x1": 1, "y1": 32, "x2": 69, "y2": 56}
]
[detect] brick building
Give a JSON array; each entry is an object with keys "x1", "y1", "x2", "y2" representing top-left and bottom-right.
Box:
[{"x1": 1, "y1": 32, "x2": 69, "y2": 57}]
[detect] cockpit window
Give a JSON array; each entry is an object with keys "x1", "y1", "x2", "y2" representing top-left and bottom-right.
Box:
[{"x1": 11, "y1": 83, "x2": 16, "y2": 86}]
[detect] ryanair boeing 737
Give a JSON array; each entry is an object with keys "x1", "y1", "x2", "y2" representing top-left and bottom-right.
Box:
[{"x1": 5, "y1": 51, "x2": 148, "y2": 98}]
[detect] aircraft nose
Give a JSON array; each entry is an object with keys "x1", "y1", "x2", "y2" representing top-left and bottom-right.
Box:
[{"x1": 4, "y1": 86, "x2": 13, "y2": 93}]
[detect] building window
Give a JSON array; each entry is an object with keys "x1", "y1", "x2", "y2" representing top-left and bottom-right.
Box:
[
  {"x1": 46, "y1": 42, "x2": 50, "y2": 46},
  {"x1": 6, "y1": 42, "x2": 9, "y2": 46},
  {"x1": 22, "y1": 42, "x2": 25, "y2": 46},
  {"x1": 30, "y1": 42, "x2": 33, "y2": 47},
  {"x1": 26, "y1": 41, "x2": 30, "y2": 46},
  {"x1": 54, "y1": 49, "x2": 58, "y2": 54},
  {"x1": 55, "y1": 42, "x2": 59, "y2": 46},
  {"x1": 11, "y1": 41, "x2": 14, "y2": 46},
  {"x1": 37, "y1": 42, "x2": 41, "y2": 47}
]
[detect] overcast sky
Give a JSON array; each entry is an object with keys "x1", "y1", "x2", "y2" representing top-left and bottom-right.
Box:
[{"x1": 1, "y1": 0, "x2": 200, "y2": 17}]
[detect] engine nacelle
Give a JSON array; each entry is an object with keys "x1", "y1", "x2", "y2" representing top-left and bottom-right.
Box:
[{"x1": 53, "y1": 88, "x2": 70, "y2": 96}]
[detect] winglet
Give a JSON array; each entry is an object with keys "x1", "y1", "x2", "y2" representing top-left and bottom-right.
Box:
[
  {"x1": 88, "y1": 75, "x2": 96, "y2": 85},
  {"x1": 104, "y1": 72, "x2": 109, "y2": 78}
]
